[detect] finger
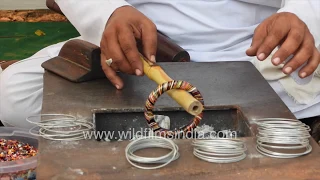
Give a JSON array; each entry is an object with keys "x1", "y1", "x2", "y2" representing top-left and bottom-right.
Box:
[
  {"x1": 246, "y1": 24, "x2": 267, "y2": 56},
  {"x1": 118, "y1": 26, "x2": 144, "y2": 76},
  {"x1": 100, "y1": 53, "x2": 124, "y2": 89},
  {"x1": 282, "y1": 40, "x2": 313, "y2": 75},
  {"x1": 297, "y1": 47, "x2": 320, "y2": 78},
  {"x1": 256, "y1": 21, "x2": 290, "y2": 61},
  {"x1": 105, "y1": 30, "x2": 134, "y2": 74},
  {"x1": 101, "y1": 29, "x2": 121, "y2": 72},
  {"x1": 141, "y1": 21, "x2": 157, "y2": 62},
  {"x1": 271, "y1": 28, "x2": 305, "y2": 66}
]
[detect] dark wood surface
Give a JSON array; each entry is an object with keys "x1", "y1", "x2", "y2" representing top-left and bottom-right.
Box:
[
  {"x1": 137, "y1": 32, "x2": 191, "y2": 62},
  {"x1": 38, "y1": 62, "x2": 320, "y2": 180}
]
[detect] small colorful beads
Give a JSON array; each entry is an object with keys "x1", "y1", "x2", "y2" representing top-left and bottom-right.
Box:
[
  {"x1": 0, "y1": 139, "x2": 37, "y2": 180},
  {"x1": 0, "y1": 139, "x2": 37, "y2": 162}
]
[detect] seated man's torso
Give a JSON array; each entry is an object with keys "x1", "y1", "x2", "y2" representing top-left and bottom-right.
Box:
[{"x1": 127, "y1": 0, "x2": 281, "y2": 62}]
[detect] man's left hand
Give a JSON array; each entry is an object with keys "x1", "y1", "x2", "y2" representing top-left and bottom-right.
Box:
[{"x1": 246, "y1": 12, "x2": 320, "y2": 78}]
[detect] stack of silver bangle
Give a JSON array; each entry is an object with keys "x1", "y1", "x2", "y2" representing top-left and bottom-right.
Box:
[
  {"x1": 27, "y1": 114, "x2": 94, "y2": 141},
  {"x1": 255, "y1": 118, "x2": 312, "y2": 158},
  {"x1": 125, "y1": 136, "x2": 180, "y2": 170},
  {"x1": 192, "y1": 138, "x2": 247, "y2": 163}
]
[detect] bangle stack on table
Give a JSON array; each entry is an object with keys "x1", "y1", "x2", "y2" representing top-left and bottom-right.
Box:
[
  {"x1": 255, "y1": 118, "x2": 312, "y2": 158},
  {"x1": 192, "y1": 138, "x2": 247, "y2": 163}
]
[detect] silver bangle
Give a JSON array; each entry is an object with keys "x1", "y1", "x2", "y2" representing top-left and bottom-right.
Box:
[
  {"x1": 26, "y1": 114, "x2": 94, "y2": 141},
  {"x1": 192, "y1": 138, "x2": 247, "y2": 163},
  {"x1": 256, "y1": 144, "x2": 312, "y2": 159},
  {"x1": 125, "y1": 136, "x2": 179, "y2": 170},
  {"x1": 254, "y1": 118, "x2": 312, "y2": 158}
]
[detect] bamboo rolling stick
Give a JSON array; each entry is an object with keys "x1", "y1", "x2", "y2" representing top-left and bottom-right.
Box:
[{"x1": 140, "y1": 56, "x2": 204, "y2": 116}]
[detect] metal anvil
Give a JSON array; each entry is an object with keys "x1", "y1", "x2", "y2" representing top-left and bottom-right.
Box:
[{"x1": 37, "y1": 38, "x2": 320, "y2": 180}]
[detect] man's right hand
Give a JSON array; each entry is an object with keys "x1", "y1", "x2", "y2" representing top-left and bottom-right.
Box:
[{"x1": 100, "y1": 6, "x2": 157, "y2": 89}]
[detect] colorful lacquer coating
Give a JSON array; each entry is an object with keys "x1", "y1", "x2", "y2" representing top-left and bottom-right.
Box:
[{"x1": 144, "y1": 80, "x2": 204, "y2": 137}]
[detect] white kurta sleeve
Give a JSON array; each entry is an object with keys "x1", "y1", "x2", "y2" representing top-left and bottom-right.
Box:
[
  {"x1": 278, "y1": 0, "x2": 320, "y2": 48},
  {"x1": 55, "y1": 0, "x2": 131, "y2": 46}
]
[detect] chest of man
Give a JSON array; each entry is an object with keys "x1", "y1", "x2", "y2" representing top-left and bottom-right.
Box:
[
  {"x1": 126, "y1": 0, "x2": 281, "y2": 61},
  {"x1": 126, "y1": 0, "x2": 280, "y2": 34}
]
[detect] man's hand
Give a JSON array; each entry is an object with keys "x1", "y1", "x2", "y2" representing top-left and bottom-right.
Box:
[
  {"x1": 247, "y1": 12, "x2": 320, "y2": 78},
  {"x1": 100, "y1": 6, "x2": 157, "y2": 89},
  {"x1": 46, "y1": 0, "x2": 63, "y2": 14}
]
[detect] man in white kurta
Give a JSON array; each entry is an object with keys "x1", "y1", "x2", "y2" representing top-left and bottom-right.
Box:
[{"x1": 0, "y1": 0, "x2": 319, "y2": 128}]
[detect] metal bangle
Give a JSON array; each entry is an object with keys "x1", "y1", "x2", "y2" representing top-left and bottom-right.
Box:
[
  {"x1": 192, "y1": 138, "x2": 247, "y2": 163},
  {"x1": 257, "y1": 139, "x2": 309, "y2": 149},
  {"x1": 125, "y1": 136, "x2": 179, "y2": 170},
  {"x1": 193, "y1": 150, "x2": 246, "y2": 163},
  {"x1": 256, "y1": 144, "x2": 312, "y2": 159},
  {"x1": 27, "y1": 114, "x2": 94, "y2": 141},
  {"x1": 26, "y1": 114, "x2": 76, "y2": 125},
  {"x1": 40, "y1": 121, "x2": 94, "y2": 134},
  {"x1": 254, "y1": 118, "x2": 312, "y2": 158}
]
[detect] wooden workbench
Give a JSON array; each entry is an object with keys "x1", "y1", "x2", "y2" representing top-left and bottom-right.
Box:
[{"x1": 37, "y1": 62, "x2": 320, "y2": 180}]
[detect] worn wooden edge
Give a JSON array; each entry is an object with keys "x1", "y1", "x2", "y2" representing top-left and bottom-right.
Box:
[{"x1": 0, "y1": 9, "x2": 67, "y2": 22}]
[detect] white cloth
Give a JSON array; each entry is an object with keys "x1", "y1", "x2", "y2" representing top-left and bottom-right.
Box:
[
  {"x1": 253, "y1": 0, "x2": 320, "y2": 108},
  {"x1": 55, "y1": 0, "x2": 131, "y2": 47},
  {"x1": 254, "y1": 48, "x2": 320, "y2": 105},
  {"x1": 279, "y1": 0, "x2": 320, "y2": 47},
  {"x1": 0, "y1": 41, "x2": 67, "y2": 128},
  {"x1": 1, "y1": 0, "x2": 320, "y2": 128},
  {"x1": 55, "y1": 0, "x2": 320, "y2": 61},
  {"x1": 126, "y1": 0, "x2": 279, "y2": 62}
]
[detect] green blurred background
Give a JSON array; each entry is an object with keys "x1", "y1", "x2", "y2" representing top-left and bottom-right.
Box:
[{"x1": 0, "y1": 22, "x2": 79, "y2": 60}]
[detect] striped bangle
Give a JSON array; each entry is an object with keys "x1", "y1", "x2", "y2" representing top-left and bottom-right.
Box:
[{"x1": 144, "y1": 80, "x2": 204, "y2": 137}]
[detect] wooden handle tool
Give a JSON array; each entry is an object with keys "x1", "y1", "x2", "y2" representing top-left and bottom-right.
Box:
[{"x1": 140, "y1": 56, "x2": 204, "y2": 116}]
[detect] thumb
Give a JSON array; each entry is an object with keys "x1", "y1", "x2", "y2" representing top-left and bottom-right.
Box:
[{"x1": 141, "y1": 23, "x2": 157, "y2": 63}]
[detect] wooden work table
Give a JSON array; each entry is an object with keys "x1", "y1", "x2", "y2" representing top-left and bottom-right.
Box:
[{"x1": 37, "y1": 62, "x2": 320, "y2": 180}]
